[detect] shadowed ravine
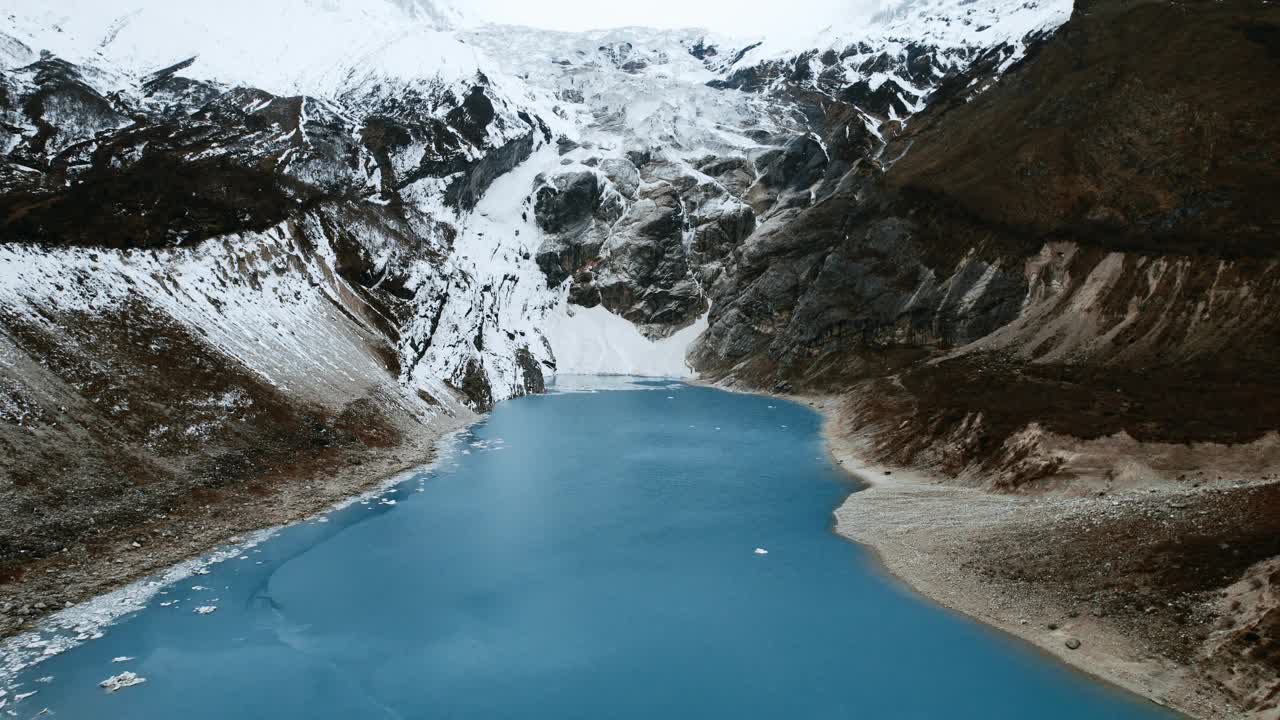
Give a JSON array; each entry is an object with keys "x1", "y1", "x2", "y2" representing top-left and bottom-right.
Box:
[{"x1": 3, "y1": 381, "x2": 1175, "y2": 718}]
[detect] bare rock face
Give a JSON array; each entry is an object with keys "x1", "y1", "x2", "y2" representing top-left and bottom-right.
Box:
[
  {"x1": 1, "y1": 61, "x2": 543, "y2": 249},
  {"x1": 745, "y1": 134, "x2": 830, "y2": 215},
  {"x1": 534, "y1": 171, "x2": 606, "y2": 235},
  {"x1": 696, "y1": 156, "x2": 756, "y2": 200},
  {"x1": 692, "y1": 175, "x2": 1028, "y2": 387},
  {"x1": 696, "y1": 0, "x2": 1280, "y2": 439},
  {"x1": 593, "y1": 183, "x2": 705, "y2": 334},
  {"x1": 885, "y1": 2, "x2": 1280, "y2": 260},
  {"x1": 532, "y1": 171, "x2": 616, "y2": 296},
  {"x1": 530, "y1": 154, "x2": 760, "y2": 338}
]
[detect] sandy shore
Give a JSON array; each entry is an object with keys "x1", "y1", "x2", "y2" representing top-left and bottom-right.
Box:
[{"x1": 808, "y1": 394, "x2": 1248, "y2": 720}]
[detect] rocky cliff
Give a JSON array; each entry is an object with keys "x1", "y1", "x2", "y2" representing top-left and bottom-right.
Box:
[{"x1": 696, "y1": 0, "x2": 1280, "y2": 485}]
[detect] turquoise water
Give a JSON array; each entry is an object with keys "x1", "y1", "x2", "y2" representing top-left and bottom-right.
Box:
[{"x1": 4, "y1": 382, "x2": 1174, "y2": 718}]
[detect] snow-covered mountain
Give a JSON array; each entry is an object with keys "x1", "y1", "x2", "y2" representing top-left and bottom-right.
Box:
[
  {"x1": 0, "y1": 0, "x2": 1074, "y2": 616},
  {"x1": 10, "y1": 2, "x2": 1280, "y2": 714},
  {"x1": 4, "y1": 0, "x2": 472, "y2": 96},
  {"x1": 1, "y1": 0, "x2": 1072, "y2": 398}
]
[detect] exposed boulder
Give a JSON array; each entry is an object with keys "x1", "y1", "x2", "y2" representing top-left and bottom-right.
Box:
[
  {"x1": 697, "y1": 156, "x2": 756, "y2": 198},
  {"x1": 534, "y1": 171, "x2": 604, "y2": 234},
  {"x1": 532, "y1": 170, "x2": 621, "y2": 289},
  {"x1": 594, "y1": 184, "x2": 706, "y2": 334},
  {"x1": 600, "y1": 158, "x2": 641, "y2": 199},
  {"x1": 745, "y1": 133, "x2": 830, "y2": 215}
]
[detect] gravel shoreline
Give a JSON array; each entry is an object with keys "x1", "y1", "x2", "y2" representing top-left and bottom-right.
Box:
[
  {"x1": 0, "y1": 411, "x2": 474, "y2": 641},
  {"x1": 811, "y1": 394, "x2": 1249, "y2": 720}
]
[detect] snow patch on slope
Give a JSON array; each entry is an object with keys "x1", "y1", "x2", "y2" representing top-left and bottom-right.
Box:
[
  {"x1": 0, "y1": 227, "x2": 436, "y2": 413},
  {"x1": 544, "y1": 305, "x2": 704, "y2": 378},
  {"x1": 4, "y1": 0, "x2": 477, "y2": 97},
  {"x1": 738, "y1": 0, "x2": 1071, "y2": 65},
  {"x1": 464, "y1": 26, "x2": 794, "y2": 157}
]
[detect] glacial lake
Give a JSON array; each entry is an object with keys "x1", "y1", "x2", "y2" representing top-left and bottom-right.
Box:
[{"x1": 2, "y1": 380, "x2": 1173, "y2": 718}]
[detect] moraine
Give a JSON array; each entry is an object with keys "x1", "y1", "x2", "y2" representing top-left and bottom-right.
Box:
[{"x1": 1, "y1": 379, "x2": 1173, "y2": 718}]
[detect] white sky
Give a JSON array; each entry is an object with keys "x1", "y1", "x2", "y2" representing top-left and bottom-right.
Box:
[{"x1": 461, "y1": 0, "x2": 882, "y2": 38}]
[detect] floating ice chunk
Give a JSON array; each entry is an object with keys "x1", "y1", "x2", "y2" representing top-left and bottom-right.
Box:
[
  {"x1": 111, "y1": 656, "x2": 134, "y2": 663},
  {"x1": 192, "y1": 568, "x2": 211, "y2": 576},
  {"x1": 191, "y1": 586, "x2": 208, "y2": 591},
  {"x1": 193, "y1": 606, "x2": 217, "y2": 615},
  {"x1": 14, "y1": 692, "x2": 36, "y2": 702},
  {"x1": 754, "y1": 548, "x2": 769, "y2": 555},
  {"x1": 34, "y1": 677, "x2": 53, "y2": 684},
  {"x1": 100, "y1": 672, "x2": 146, "y2": 692}
]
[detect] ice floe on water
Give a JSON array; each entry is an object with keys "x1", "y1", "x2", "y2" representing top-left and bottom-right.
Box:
[
  {"x1": 0, "y1": 427, "x2": 469, "y2": 695},
  {"x1": 0, "y1": 531, "x2": 274, "y2": 693},
  {"x1": 99, "y1": 672, "x2": 145, "y2": 693},
  {"x1": 754, "y1": 548, "x2": 769, "y2": 555}
]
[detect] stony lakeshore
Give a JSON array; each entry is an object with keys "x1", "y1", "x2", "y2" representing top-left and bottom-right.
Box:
[{"x1": 816, "y1": 393, "x2": 1280, "y2": 720}]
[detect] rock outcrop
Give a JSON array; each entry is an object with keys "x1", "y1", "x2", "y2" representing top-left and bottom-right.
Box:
[{"x1": 697, "y1": 0, "x2": 1280, "y2": 470}]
